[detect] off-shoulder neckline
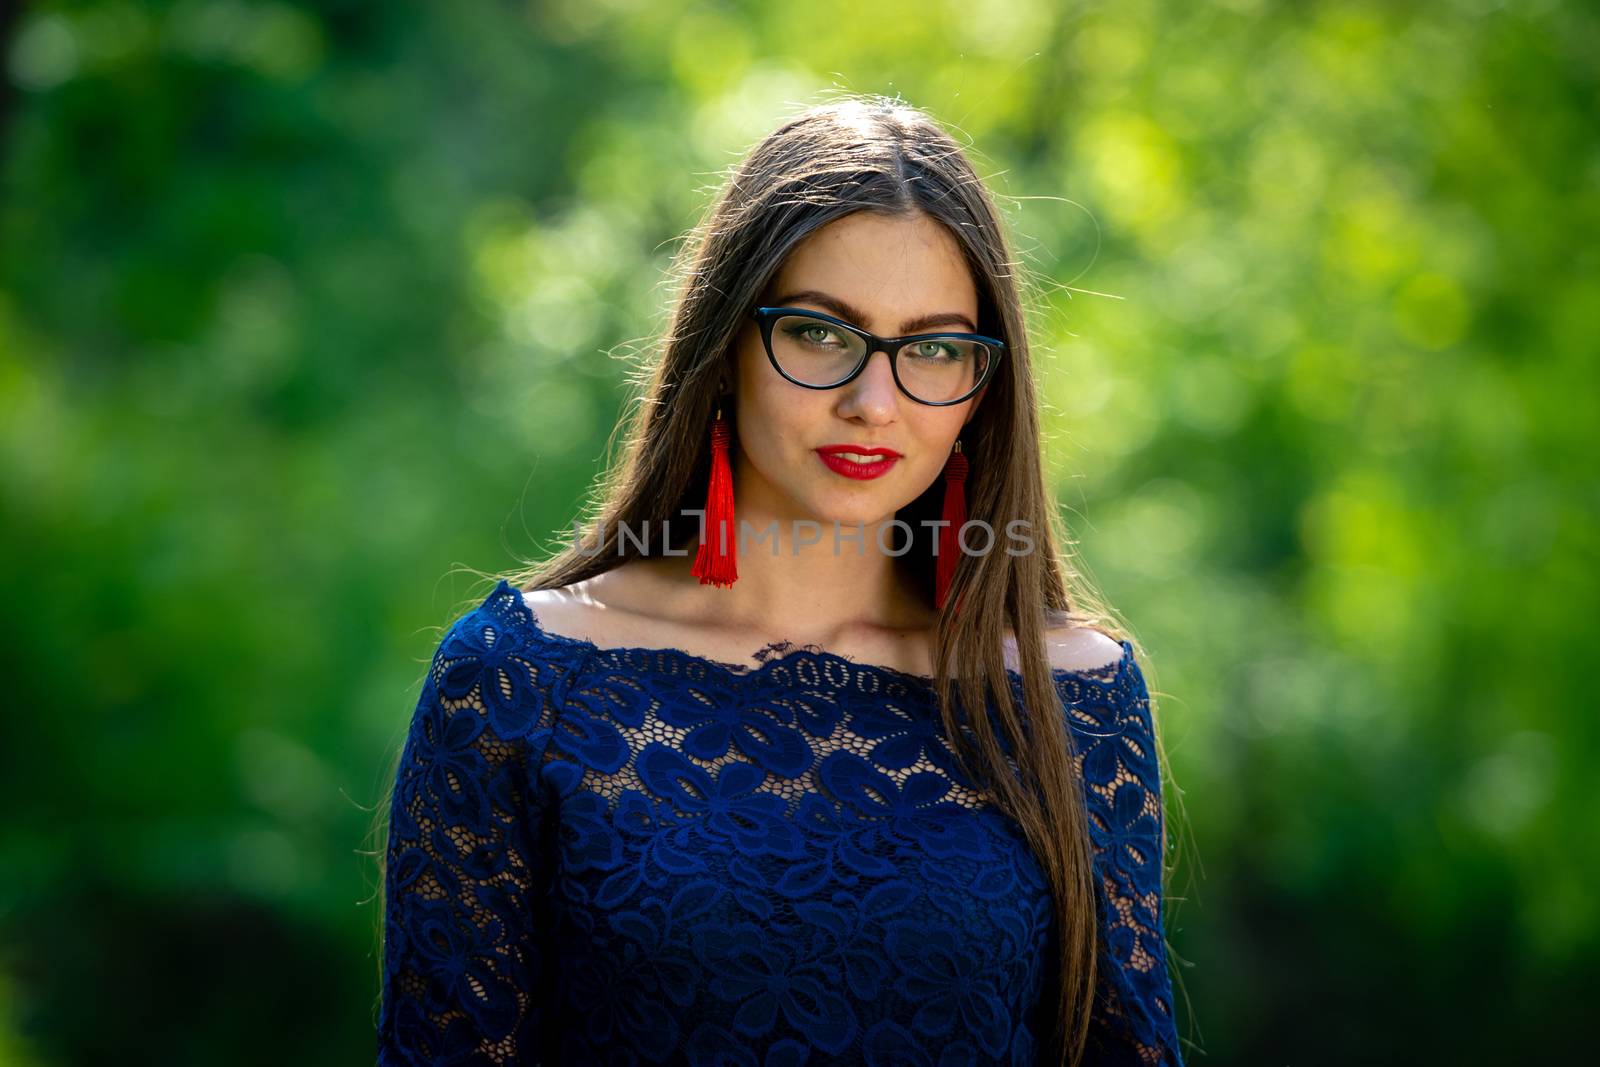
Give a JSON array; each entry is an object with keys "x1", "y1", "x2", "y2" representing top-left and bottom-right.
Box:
[{"x1": 482, "y1": 578, "x2": 1134, "y2": 692}]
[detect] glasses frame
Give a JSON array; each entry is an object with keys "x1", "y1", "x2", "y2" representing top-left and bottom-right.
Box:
[{"x1": 750, "y1": 306, "x2": 1005, "y2": 407}]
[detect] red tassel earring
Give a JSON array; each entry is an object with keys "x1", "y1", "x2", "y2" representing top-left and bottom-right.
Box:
[
  {"x1": 690, "y1": 405, "x2": 738, "y2": 588},
  {"x1": 935, "y1": 438, "x2": 968, "y2": 612}
]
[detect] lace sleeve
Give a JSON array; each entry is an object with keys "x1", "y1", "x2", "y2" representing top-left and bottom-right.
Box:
[
  {"x1": 377, "y1": 601, "x2": 563, "y2": 1065},
  {"x1": 1068, "y1": 648, "x2": 1184, "y2": 1066}
]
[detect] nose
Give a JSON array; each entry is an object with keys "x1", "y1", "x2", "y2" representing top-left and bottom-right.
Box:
[{"x1": 836, "y1": 347, "x2": 901, "y2": 422}]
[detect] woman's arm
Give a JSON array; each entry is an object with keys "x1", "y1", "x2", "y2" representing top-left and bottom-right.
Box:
[
  {"x1": 377, "y1": 603, "x2": 560, "y2": 1065},
  {"x1": 1057, "y1": 642, "x2": 1186, "y2": 1066}
]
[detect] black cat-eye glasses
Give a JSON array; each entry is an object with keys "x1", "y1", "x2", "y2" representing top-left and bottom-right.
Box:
[{"x1": 750, "y1": 306, "x2": 1004, "y2": 407}]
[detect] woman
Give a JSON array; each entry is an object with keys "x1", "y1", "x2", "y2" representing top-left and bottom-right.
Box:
[{"x1": 376, "y1": 95, "x2": 1184, "y2": 1066}]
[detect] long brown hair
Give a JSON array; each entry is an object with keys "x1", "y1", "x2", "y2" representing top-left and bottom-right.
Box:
[{"x1": 372, "y1": 92, "x2": 1175, "y2": 1065}]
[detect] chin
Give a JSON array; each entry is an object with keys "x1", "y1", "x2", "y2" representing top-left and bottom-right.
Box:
[{"x1": 806, "y1": 494, "x2": 906, "y2": 530}]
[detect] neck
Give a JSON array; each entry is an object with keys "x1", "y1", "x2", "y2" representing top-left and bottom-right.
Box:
[{"x1": 671, "y1": 477, "x2": 936, "y2": 639}]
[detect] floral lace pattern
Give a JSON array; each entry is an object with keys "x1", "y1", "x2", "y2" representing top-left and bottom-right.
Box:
[{"x1": 378, "y1": 579, "x2": 1182, "y2": 1065}]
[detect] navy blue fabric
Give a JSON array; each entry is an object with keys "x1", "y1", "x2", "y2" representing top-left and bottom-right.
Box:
[{"x1": 378, "y1": 579, "x2": 1182, "y2": 1065}]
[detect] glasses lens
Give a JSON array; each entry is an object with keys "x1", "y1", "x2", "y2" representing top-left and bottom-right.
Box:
[
  {"x1": 896, "y1": 336, "x2": 993, "y2": 403},
  {"x1": 768, "y1": 314, "x2": 868, "y2": 386}
]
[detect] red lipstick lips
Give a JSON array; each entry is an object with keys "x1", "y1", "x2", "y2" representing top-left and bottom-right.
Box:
[{"x1": 814, "y1": 444, "x2": 902, "y2": 481}]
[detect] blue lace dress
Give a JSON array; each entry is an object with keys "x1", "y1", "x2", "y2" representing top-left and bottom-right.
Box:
[{"x1": 377, "y1": 579, "x2": 1182, "y2": 1066}]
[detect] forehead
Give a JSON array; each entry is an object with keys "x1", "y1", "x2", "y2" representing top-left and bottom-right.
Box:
[{"x1": 767, "y1": 211, "x2": 978, "y2": 331}]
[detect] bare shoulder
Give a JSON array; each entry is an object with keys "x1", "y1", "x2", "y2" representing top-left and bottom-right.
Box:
[
  {"x1": 1040, "y1": 623, "x2": 1126, "y2": 674},
  {"x1": 513, "y1": 581, "x2": 584, "y2": 642},
  {"x1": 517, "y1": 562, "x2": 673, "y2": 646},
  {"x1": 993, "y1": 618, "x2": 1127, "y2": 675}
]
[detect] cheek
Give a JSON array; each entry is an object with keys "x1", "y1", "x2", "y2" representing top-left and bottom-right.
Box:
[
  {"x1": 741, "y1": 381, "x2": 817, "y2": 459},
  {"x1": 732, "y1": 332, "x2": 773, "y2": 405},
  {"x1": 731, "y1": 342, "x2": 802, "y2": 453},
  {"x1": 915, "y1": 408, "x2": 968, "y2": 454},
  {"x1": 909, "y1": 413, "x2": 969, "y2": 483}
]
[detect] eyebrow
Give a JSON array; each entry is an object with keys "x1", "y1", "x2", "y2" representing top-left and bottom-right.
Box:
[{"x1": 772, "y1": 290, "x2": 978, "y2": 335}]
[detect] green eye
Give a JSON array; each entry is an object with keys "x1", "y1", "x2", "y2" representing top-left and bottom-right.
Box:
[
  {"x1": 910, "y1": 340, "x2": 964, "y2": 361},
  {"x1": 785, "y1": 324, "x2": 847, "y2": 348}
]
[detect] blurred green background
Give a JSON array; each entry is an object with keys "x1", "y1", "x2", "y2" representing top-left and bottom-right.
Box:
[{"x1": 3, "y1": 0, "x2": 1596, "y2": 1063}]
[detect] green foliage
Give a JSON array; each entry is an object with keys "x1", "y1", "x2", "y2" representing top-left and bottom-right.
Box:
[{"x1": 2, "y1": 0, "x2": 1595, "y2": 1061}]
